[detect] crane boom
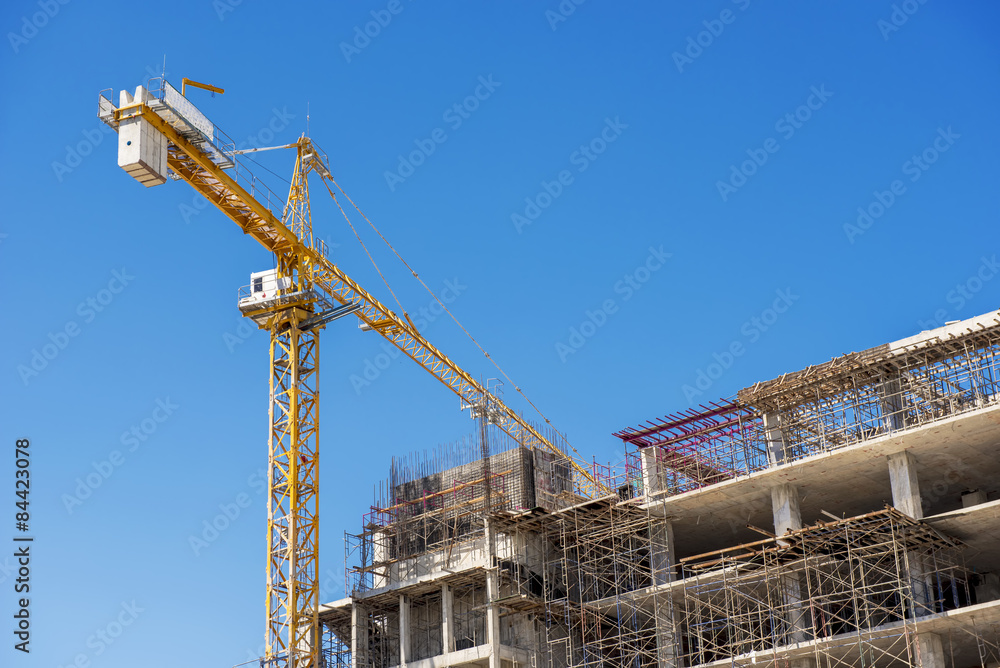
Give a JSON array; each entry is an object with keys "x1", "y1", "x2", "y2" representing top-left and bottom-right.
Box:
[
  {"x1": 100, "y1": 83, "x2": 607, "y2": 498},
  {"x1": 99, "y1": 79, "x2": 609, "y2": 668}
]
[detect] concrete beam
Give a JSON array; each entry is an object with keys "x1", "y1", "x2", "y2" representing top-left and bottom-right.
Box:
[{"x1": 888, "y1": 451, "x2": 924, "y2": 519}]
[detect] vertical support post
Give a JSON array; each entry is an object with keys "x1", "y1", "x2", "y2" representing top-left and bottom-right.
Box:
[
  {"x1": 763, "y1": 412, "x2": 787, "y2": 466},
  {"x1": 653, "y1": 600, "x2": 680, "y2": 668},
  {"x1": 913, "y1": 632, "x2": 945, "y2": 668},
  {"x1": 351, "y1": 603, "x2": 368, "y2": 668},
  {"x1": 442, "y1": 583, "x2": 455, "y2": 654},
  {"x1": 888, "y1": 451, "x2": 923, "y2": 519},
  {"x1": 771, "y1": 484, "x2": 810, "y2": 647},
  {"x1": 399, "y1": 594, "x2": 410, "y2": 666},
  {"x1": 485, "y1": 521, "x2": 501, "y2": 668},
  {"x1": 771, "y1": 484, "x2": 803, "y2": 537},
  {"x1": 889, "y1": 452, "x2": 935, "y2": 615},
  {"x1": 881, "y1": 376, "x2": 907, "y2": 434},
  {"x1": 650, "y1": 517, "x2": 676, "y2": 585},
  {"x1": 641, "y1": 447, "x2": 663, "y2": 498}
]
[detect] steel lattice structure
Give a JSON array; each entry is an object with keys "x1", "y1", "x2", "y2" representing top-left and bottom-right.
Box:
[{"x1": 97, "y1": 78, "x2": 604, "y2": 668}]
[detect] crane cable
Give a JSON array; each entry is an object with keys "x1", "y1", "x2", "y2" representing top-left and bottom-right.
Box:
[
  {"x1": 319, "y1": 178, "x2": 408, "y2": 319},
  {"x1": 319, "y1": 174, "x2": 590, "y2": 468}
]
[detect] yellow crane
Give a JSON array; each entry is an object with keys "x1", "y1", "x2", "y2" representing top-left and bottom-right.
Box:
[{"x1": 98, "y1": 77, "x2": 607, "y2": 668}]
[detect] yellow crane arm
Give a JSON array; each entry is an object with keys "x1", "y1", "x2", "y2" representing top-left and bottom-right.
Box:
[
  {"x1": 181, "y1": 77, "x2": 225, "y2": 97},
  {"x1": 110, "y1": 101, "x2": 608, "y2": 499}
]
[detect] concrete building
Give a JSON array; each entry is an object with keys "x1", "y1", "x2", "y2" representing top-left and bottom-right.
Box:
[{"x1": 320, "y1": 309, "x2": 1000, "y2": 668}]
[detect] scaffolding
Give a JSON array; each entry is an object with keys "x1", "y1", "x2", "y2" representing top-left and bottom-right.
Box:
[
  {"x1": 344, "y1": 424, "x2": 583, "y2": 596},
  {"x1": 617, "y1": 315, "x2": 1000, "y2": 500},
  {"x1": 493, "y1": 494, "x2": 677, "y2": 668},
  {"x1": 677, "y1": 507, "x2": 978, "y2": 668},
  {"x1": 328, "y1": 478, "x2": 1000, "y2": 668}
]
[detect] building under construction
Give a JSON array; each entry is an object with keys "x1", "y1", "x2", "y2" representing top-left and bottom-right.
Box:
[{"x1": 319, "y1": 309, "x2": 1000, "y2": 668}]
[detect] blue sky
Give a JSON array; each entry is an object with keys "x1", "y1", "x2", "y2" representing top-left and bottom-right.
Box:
[{"x1": 1, "y1": 1, "x2": 998, "y2": 666}]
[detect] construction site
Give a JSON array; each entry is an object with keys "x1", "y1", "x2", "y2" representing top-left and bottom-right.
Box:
[
  {"x1": 321, "y1": 311, "x2": 1000, "y2": 668},
  {"x1": 95, "y1": 77, "x2": 1000, "y2": 668}
]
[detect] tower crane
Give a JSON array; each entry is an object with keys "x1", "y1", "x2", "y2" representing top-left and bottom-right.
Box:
[{"x1": 98, "y1": 77, "x2": 608, "y2": 668}]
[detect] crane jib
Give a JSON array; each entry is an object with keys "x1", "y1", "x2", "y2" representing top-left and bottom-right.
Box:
[{"x1": 103, "y1": 86, "x2": 608, "y2": 497}]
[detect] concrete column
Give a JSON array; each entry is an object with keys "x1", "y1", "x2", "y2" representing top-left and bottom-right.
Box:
[
  {"x1": 889, "y1": 452, "x2": 936, "y2": 616},
  {"x1": 771, "y1": 484, "x2": 803, "y2": 537},
  {"x1": 650, "y1": 520, "x2": 676, "y2": 585},
  {"x1": 913, "y1": 632, "x2": 945, "y2": 668},
  {"x1": 763, "y1": 412, "x2": 787, "y2": 466},
  {"x1": 888, "y1": 451, "x2": 923, "y2": 519},
  {"x1": 641, "y1": 447, "x2": 664, "y2": 498},
  {"x1": 976, "y1": 573, "x2": 1000, "y2": 603},
  {"x1": 654, "y1": 602, "x2": 681, "y2": 668},
  {"x1": 399, "y1": 594, "x2": 410, "y2": 666},
  {"x1": 441, "y1": 583, "x2": 455, "y2": 654},
  {"x1": 881, "y1": 376, "x2": 907, "y2": 434},
  {"x1": 772, "y1": 484, "x2": 811, "y2": 647},
  {"x1": 485, "y1": 522, "x2": 501, "y2": 668},
  {"x1": 778, "y1": 573, "x2": 812, "y2": 645},
  {"x1": 351, "y1": 602, "x2": 368, "y2": 668}
]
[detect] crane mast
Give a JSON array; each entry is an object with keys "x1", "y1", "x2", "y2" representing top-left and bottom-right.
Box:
[
  {"x1": 262, "y1": 145, "x2": 321, "y2": 668},
  {"x1": 98, "y1": 78, "x2": 607, "y2": 668}
]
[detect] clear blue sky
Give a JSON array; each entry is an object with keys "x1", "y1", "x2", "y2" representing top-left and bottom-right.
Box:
[{"x1": 2, "y1": 1, "x2": 998, "y2": 666}]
